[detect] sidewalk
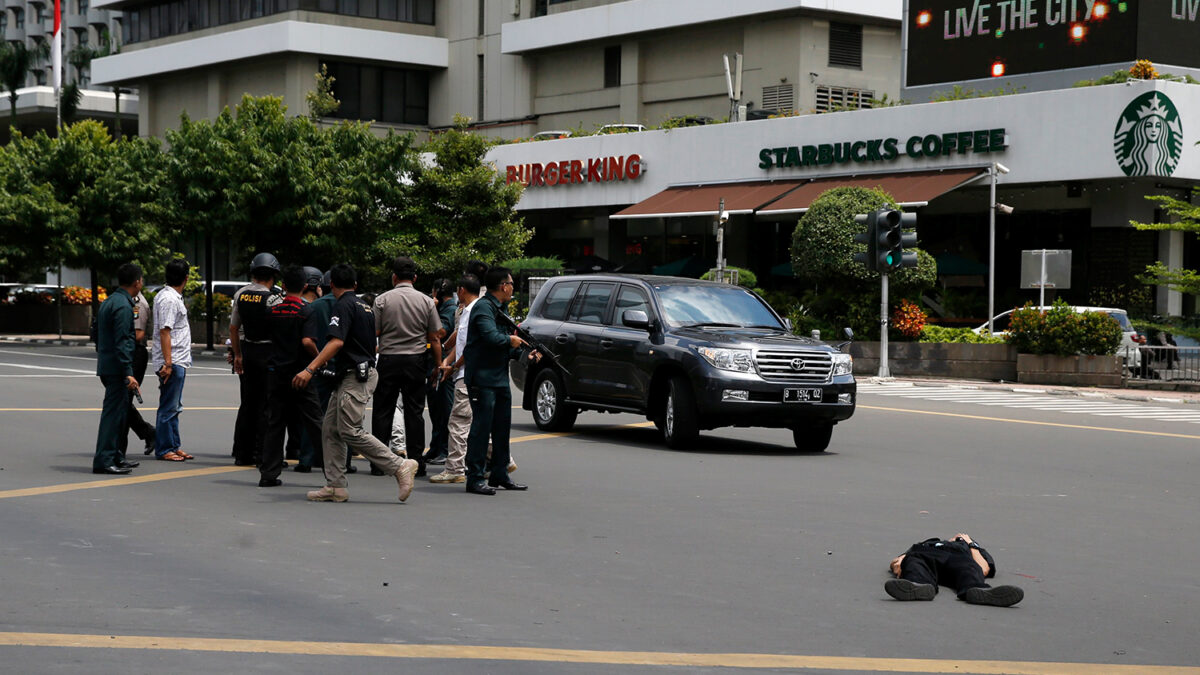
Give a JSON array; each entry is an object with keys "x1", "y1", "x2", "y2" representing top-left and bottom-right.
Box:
[
  {"x1": 0, "y1": 334, "x2": 226, "y2": 356},
  {"x1": 863, "y1": 375, "x2": 1200, "y2": 405}
]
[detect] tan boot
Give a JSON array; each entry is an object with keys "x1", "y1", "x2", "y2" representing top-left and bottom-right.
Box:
[
  {"x1": 394, "y1": 458, "x2": 418, "y2": 502},
  {"x1": 306, "y1": 486, "x2": 349, "y2": 502}
]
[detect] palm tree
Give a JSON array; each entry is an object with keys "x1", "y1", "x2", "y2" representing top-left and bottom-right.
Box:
[{"x1": 0, "y1": 41, "x2": 49, "y2": 123}]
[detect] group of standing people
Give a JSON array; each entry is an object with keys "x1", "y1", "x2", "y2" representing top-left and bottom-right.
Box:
[{"x1": 93, "y1": 254, "x2": 535, "y2": 502}]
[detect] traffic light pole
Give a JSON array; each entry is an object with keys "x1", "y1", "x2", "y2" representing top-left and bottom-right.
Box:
[{"x1": 879, "y1": 272, "x2": 890, "y2": 378}]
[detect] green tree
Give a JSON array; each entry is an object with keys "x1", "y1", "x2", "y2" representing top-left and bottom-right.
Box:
[
  {"x1": 379, "y1": 115, "x2": 531, "y2": 279},
  {"x1": 0, "y1": 142, "x2": 73, "y2": 278},
  {"x1": 1132, "y1": 184, "x2": 1200, "y2": 295},
  {"x1": 163, "y1": 95, "x2": 417, "y2": 276},
  {"x1": 7, "y1": 121, "x2": 169, "y2": 299},
  {"x1": 0, "y1": 41, "x2": 48, "y2": 124},
  {"x1": 790, "y1": 186, "x2": 937, "y2": 339},
  {"x1": 306, "y1": 64, "x2": 341, "y2": 120}
]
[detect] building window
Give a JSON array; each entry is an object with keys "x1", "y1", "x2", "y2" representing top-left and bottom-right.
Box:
[
  {"x1": 14, "y1": 8, "x2": 24, "y2": 29},
  {"x1": 815, "y1": 85, "x2": 874, "y2": 112},
  {"x1": 79, "y1": 0, "x2": 89, "y2": 13},
  {"x1": 477, "y1": 53, "x2": 484, "y2": 121},
  {"x1": 477, "y1": 0, "x2": 484, "y2": 35},
  {"x1": 0, "y1": 13, "x2": 6, "y2": 32},
  {"x1": 604, "y1": 45, "x2": 620, "y2": 88},
  {"x1": 324, "y1": 60, "x2": 429, "y2": 125},
  {"x1": 828, "y1": 22, "x2": 862, "y2": 69},
  {"x1": 760, "y1": 83, "x2": 794, "y2": 113},
  {"x1": 125, "y1": 0, "x2": 433, "y2": 43}
]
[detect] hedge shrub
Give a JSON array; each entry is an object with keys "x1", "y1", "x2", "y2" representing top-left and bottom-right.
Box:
[
  {"x1": 919, "y1": 325, "x2": 1005, "y2": 344},
  {"x1": 1006, "y1": 300, "x2": 1121, "y2": 356}
]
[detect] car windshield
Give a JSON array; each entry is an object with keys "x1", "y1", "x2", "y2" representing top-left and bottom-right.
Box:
[{"x1": 654, "y1": 284, "x2": 782, "y2": 329}]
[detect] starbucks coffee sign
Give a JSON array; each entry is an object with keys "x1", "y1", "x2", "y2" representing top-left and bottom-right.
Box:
[
  {"x1": 1114, "y1": 92, "x2": 1184, "y2": 177},
  {"x1": 758, "y1": 128, "x2": 1007, "y2": 170}
]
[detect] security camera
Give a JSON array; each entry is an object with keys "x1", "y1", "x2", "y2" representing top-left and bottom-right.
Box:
[
  {"x1": 994, "y1": 163, "x2": 1010, "y2": 174},
  {"x1": 719, "y1": 210, "x2": 730, "y2": 224},
  {"x1": 995, "y1": 203, "x2": 1014, "y2": 215}
]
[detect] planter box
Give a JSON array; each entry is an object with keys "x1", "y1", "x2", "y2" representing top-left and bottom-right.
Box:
[
  {"x1": 1016, "y1": 353, "x2": 1122, "y2": 387},
  {"x1": 849, "y1": 342, "x2": 1018, "y2": 381},
  {"x1": 0, "y1": 304, "x2": 91, "y2": 335}
]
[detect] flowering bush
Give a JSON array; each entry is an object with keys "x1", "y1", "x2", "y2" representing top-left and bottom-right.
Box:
[
  {"x1": 891, "y1": 299, "x2": 927, "y2": 339},
  {"x1": 62, "y1": 286, "x2": 107, "y2": 305},
  {"x1": 1006, "y1": 299, "x2": 1121, "y2": 356},
  {"x1": 1130, "y1": 59, "x2": 1157, "y2": 80}
]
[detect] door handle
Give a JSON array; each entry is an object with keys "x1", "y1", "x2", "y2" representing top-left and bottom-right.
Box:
[
  {"x1": 555, "y1": 334, "x2": 570, "y2": 344},
  {"x1": 600, "y1": 339, "x2": 614, "y2": 348}
]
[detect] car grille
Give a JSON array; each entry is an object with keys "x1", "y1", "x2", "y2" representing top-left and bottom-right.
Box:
[{"x1": 756, "y1": 350, "x2": 833, "y2": 383}]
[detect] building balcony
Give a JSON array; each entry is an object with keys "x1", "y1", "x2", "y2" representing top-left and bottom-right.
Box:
[
  {"x1": 5, "y1": 25, "x2": 25, "y2": 41},
  {"x1": 66, "y1": 11, "x2": 87, "y2": 29},
  {"x1": 86, "y1": 7, "x2": 109, "y2": 27},
  {"x1": 25, "y1": 18, "x2": 45, "y2": 37}
]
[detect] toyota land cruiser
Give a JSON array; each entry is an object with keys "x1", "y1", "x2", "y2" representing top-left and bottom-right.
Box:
[{"x1": 510, "y1": 275, "x2": 856, "y2": 451}]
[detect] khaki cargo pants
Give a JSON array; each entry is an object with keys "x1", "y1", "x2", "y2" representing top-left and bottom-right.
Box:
[{"x1": 322, "y1": 369, "x2": 405, "y2": 488}]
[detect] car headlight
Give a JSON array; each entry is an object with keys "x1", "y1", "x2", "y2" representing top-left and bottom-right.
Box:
[
  {"x1": 696, "y1": 346, "x2": 756, "y2": 373},
  {"x1": 831, "y1": 353, "x2": 853, "y2": 376}
]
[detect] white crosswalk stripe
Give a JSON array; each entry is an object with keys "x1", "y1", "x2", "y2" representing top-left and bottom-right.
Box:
[{"x1": 856, "y1": 383, "x2": 1200, "y2": 424}]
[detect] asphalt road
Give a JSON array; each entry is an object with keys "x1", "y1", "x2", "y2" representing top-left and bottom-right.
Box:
[{"x1": 0, "y1": 344, "x2": 1197, "y2": 674}]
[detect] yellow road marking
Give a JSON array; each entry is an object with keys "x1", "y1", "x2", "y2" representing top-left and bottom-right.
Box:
[
  {"x1": 0, "y1": 465, "x2": 253, "y2": 500},
  {"x1": 0, "y1": 422, "x2": 654, "y2": 500},
  {"x1": 860, "y1": 404, "x2": 1200, "y2": 441},
  {"x1": 0, "y1": 632, "x2": 1191, "y2": 673}
]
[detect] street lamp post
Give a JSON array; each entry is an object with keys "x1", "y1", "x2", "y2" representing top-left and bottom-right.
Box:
[{"x1": 988, "y1": 162, "x2": 1010, "y2": 335}]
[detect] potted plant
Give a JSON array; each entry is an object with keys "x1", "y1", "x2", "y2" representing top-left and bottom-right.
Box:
[{"x1": 1008, "y1": 300, "x2": 1124, "y2": 386}]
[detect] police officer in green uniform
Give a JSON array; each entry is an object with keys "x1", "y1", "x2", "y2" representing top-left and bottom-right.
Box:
[
  {"x1": 93, "y1": 264, "x2": 144, "y2": 475},
  {"x1": 463, "y1": 266, "x2": 534, "y2": 495},
  {"x1": 230, "y1": 252, "x2": 281, "y2": 466}
]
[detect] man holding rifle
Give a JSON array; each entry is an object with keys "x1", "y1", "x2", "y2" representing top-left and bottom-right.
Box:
[{"x1": 93, "y1": 263, "x2": 144, "y2": 475}]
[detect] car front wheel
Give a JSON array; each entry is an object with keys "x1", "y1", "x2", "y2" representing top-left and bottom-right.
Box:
[
  {"x1": 792, "y1": 422, "x2": 833, "y2": 452},
  {"x1": 532, "y1": 369, "x2": 577, "y2": 432},
  {"x1": 660, "y1": 375, "x2": 699, "y2": 449}
]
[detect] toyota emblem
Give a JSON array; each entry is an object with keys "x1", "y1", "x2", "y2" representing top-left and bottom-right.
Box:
[{"x1": 790, "y1": 358, "x2": 806, "y2": 371}]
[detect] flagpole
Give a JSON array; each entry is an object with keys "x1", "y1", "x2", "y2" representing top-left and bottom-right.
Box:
[{"x1": 53, "y1": 0, "x2": 62, "y2": 134}]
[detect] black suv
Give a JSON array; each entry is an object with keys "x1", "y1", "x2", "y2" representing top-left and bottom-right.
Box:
[{"x1": 511, "y1": 275, "x2": 856, "y2": 451}]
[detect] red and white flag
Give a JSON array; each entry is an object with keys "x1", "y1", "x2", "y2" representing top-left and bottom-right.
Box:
[{"x1": 52, "y1": 0, "x2": 62, "y2": 92}]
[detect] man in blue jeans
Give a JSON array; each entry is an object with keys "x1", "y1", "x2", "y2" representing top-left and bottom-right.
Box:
[{"x1": 151, "y1": 258, "x2": 193, "y2": 462}]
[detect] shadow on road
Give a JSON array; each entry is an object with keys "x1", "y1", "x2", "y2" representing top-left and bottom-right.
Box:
[{"x1": 516, "y1": 422, "x2": 835, "y2": 458}]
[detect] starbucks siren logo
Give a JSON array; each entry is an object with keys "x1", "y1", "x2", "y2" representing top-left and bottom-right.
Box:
[{"x1": 1113, "y1": 92, "x2": 1183, "y2": 177}]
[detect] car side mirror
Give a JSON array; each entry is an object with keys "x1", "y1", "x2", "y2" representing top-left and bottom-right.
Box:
[
  {"x1": 783, "y1": 317, "x2": 793, "y2": 332},
  {"x1": 623, "y1": 309, "x2": 651, "y2": 330},
  {"x1": 843, "y1": 327, "x2": 854, "y2": 341}
]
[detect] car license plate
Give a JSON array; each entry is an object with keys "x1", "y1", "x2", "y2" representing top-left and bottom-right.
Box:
[{"x1": 783, "y1": 388, "x2": 823, "y2": 403}]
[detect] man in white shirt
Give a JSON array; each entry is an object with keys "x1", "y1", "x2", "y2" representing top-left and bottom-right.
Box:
[
  {"x1": 430, "y1": 274, "x2": 481, "y2": 483},
  {"x1": 150, "y1": 258, "x2": 194, "y2": 462}
]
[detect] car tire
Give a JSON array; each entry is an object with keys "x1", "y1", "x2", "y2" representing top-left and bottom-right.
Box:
[
  {"x1": 660, "y1": 375, "x2": 699, "y2": 449},
  {"x1": 532, "y1": 369, "x2": 577, "y2": 432},
  {"x1": 792, "y1": 422, "x2": 833, "y2": 452}
]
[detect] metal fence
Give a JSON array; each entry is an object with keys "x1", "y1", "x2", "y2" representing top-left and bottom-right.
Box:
[{"x1": 1123, "y1": 345, "x2": 1200, "y2": 382}]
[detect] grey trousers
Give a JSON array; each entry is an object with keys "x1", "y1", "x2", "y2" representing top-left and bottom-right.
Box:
[{"x1": 322, "y1": 369, "x2": 405, "y2": 488}]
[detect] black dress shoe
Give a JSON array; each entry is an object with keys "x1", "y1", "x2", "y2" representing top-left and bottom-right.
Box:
[
  {"x1": 370, "y1": 465, "x2": 386, "y2": 476},
  {"x1": 488, "y1": 480, "x2": 527, "y2": 491},
  {"x1": 93, "y1": 465, "x2": 132, "y2": 475},
  {"x1": 345, "y1": 464, "x2": 358, "y2": 474},
  {"x1": 293, "y1": 464, "x2": 312, "y2": 473},
  {"x1": 466, "y1": 482, "x2": 496, "y2": 495},
  {"x1": 258, "y1": 478, "x2": 282, "y2": 487},
  {"x1": 117, "y1": 460, "x2": 141, "y2": 469}
]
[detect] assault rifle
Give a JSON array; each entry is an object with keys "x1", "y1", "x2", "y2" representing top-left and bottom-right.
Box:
[{"x1": 496, "y1": 311, "x2": 571, "y2": 378}]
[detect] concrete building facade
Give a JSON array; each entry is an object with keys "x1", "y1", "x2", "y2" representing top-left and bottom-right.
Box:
[{"x1": 89, "y1": 0, "x2": 902, "y2": 138}]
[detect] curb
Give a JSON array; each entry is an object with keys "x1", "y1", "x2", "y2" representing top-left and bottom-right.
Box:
[
  {"x1": 1, "y1": 335, "x2": 224, "y2": 357},
  {"x1": 863, "y1": 376, "x2": 1200, "y2": 406}
]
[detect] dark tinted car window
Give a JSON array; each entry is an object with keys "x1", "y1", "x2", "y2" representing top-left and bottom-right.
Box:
[
  {"x1": 568, "y1": 283, "x2": 614, "y2": 324},
  {"x1": 654, "y1": 284, "x2": 781, "y2": 328},
  {"x1": 610, "y1": 285, "x2": 650, "y2": 325},
  {"x1": 537, "y1": 280, "x2": 580, "y2": 321}
]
